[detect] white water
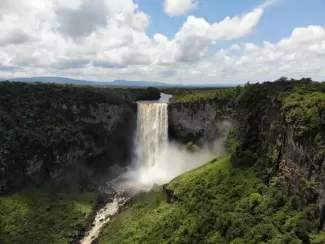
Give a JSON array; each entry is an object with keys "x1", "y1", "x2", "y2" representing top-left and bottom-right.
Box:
[
  {"x1": 80, "y1": 199, "x2": 119, "y2": 244},
  {"x1": 130, "y1": 95, "x2": 214, "y2": 187},
  {"x1": 135, "y1": 103, "x2": 168, "y2": 168},
  {"x1": 80, "y1": 93, "x2": 220, "y2": 243},
  {"x1": 79, "y1": 179, "x2": 137, "y2": 244}
]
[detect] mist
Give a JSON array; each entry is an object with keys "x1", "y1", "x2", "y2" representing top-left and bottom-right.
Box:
[{"x1": 120, "y1": 120, "x2": 232, "y2": 192}]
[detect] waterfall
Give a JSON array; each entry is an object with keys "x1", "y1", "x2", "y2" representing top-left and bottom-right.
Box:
[
  {"x1": 135, "y1": 102, "x2": 168, "y2": 168},
  {"x1": 131, "y1": 93, "x2": 212, "y2": 186}
]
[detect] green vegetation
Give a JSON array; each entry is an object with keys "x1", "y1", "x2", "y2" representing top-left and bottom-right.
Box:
[
  {"x1": 219, "y1": 78, "x2": 325, "y2": 169},
  {"x1": 279, "y1": 84, "x2": 325, "y2": 136},
  {"x1": 0, "y1": 81, "x2": 160, "y2": 193},
  {"x1": 310, "y1": 232, "x2": 325, "y2": 244},
  {"x1": 0, "y1": 82, "x2": 160, "y2": 243},
  {"x1": 99, "y1": 155, "x2": 321, "y2": 244},
  {"x1": 0, "y1": 187, "x2": 95, "y2": 244},
  {"x1": 2, "y1": 78, "x2": 325, "y2": 244},
  {"x1": 277, "y1": 83, "x2": 325, "y2": 162},
  {"x1": 185, "y1": 142, "x2": 201, "y2": 152},
  {"x1": 159, "y1": 87, "x2": 230, "y2": 96},
  {"x1": 169, "y1": 86, "x2": 243, "y2": 104}
]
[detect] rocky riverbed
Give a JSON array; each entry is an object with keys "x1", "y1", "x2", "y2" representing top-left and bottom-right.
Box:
[{"x1": 77, "y1": 176, "x2": 146, "y2": 244}]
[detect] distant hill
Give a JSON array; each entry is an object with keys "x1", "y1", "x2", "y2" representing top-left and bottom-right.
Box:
[{"x1": 2, "y1": 76, "x2": 237, "y2": 87}]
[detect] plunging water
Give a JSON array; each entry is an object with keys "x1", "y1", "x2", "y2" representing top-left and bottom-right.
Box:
[
  {"x1": 135, "y1": 103, "x2": 168, "y2": 168},
  {"x1": 132, "y1": 93, "x2": 175, "y2": 185},
  {"x1": 133, "y1": 93, "x2": 213, "y2": 186}
]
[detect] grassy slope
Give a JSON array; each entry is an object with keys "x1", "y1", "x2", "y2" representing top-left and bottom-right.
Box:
[
  {"x1": 99, "y1": 155, "x2": 324, "y2": 244},
  {"x1": 0, "y1": 188, "x2": 95, "y2": 244}
]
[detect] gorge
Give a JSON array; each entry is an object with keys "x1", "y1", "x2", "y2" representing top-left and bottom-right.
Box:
[
  {"x1": 1, "y1": 78, "x2": 325, "y2": 244},
  {"x1": 80, "y1": 93, "x2": 217, "y2": 243}
]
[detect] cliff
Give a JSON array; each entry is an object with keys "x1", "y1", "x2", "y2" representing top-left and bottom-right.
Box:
[
  {"x1": 0, "y1": 82, "x2": 160, "y2": 194},
  {"x1": 168, "y1": 87, "x2": 241, "y2": 146},
  {"x1": 233, "y1": 80, "x2": 325, "y2": 228},
  {"x1": 168, "y1": 100, "x2": 233, "y2": 145},
  {"x1": 168, "y1": 79, "x2": 325, "y2": 229}
]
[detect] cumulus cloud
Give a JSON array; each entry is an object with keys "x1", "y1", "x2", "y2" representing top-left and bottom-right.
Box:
[
  {"x1": 206, "y1": 8, "x2": 264, "y2": 40},
  {"x1": 164, "y1": 0, "x2": 198, "y2": 16},
  {"x1": 92, "y1": 60, "x2": 126, "y2": 69},
  {"x1": 171, "y1": 6, "x2": 264, "y2": 62},
  {"x1": 56, "y1": 0, "x2": 108, "y2": 38},
  {"x1": 54, "y1": 59, "x2": 90, "y2": 70},
  {"x1": 207, "y1": 25, "x2": 325, "y2": 83},
  {"x1": 131, "y1": 11, "x2": 150, "y2": 32},
  {"x1": 230, "y1": 44, "x2": 240, "y2": 50},
  {"x1": 0, "y1": 0, "x2": 323, "y2": 83},
  {"x1": 0, "y1": 29, "x2": 34, "y2": 46}
]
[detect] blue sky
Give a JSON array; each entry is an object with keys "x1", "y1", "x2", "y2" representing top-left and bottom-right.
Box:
[{"x1": 139, "y1": 0, "x2": 325, "y2": 44}]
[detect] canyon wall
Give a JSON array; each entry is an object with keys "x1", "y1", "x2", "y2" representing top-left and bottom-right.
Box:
[
  {"x1": 0, "y1": 82, "x2": 160, "y2": 193},
  {"x1": 233, "y1": 92, "x2": 325, "y2": 228},
  {"x1": 168, "y1": 99, "x2": 234, "y2": 145},
  {"x1": 168, "y1": 81, "x2": 325, "y2": 228}
]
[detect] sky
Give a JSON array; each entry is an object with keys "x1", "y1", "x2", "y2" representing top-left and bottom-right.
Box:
[{"x1": 0, "y1": 0, "x2": 324, "y2": 84}]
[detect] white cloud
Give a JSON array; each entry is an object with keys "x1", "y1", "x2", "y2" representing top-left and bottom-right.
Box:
[
  {"x1": 206, "y1": 8, "x2": 264, "y2": 40},
  {"x1": 164, "y1": 0, "x2": 197, "y2": 17},
  {"x1": 0, "y1": 29, "x2": 35, "y2": 46},
  {"x1": 131, "y1": 11, "x2": 150, "y2": 32},
  {"x1": 206, "y1": 25, "x2": 325, "y2": 83},
  {"x1": 0, "y1": 0, "x2": 324, "y2": 84},
  {"x1": 245, "y1": 43, "x2": 259, "y2": 52},
  {"x1": 56, "y1": 0, "x2": 108, "y2": 38},
  {"x1": 230, "y1": 44, "x2": 240, "y2": 51},
  {"x1": 169, "y1": 6, "x2": 265, "y2": 62}
]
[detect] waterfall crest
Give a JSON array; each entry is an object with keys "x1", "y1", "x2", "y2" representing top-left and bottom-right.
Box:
[{"x1": 135, "y1": 102, "x2": 168, "y2": 168}]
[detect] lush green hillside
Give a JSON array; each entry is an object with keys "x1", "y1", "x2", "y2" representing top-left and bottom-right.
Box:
[
  {"x1": 99, "y1": 155, "x2": 325, "y2": 244},
  {"x1": 0, "y1": 187, "x2": 95, "y2": 244}
]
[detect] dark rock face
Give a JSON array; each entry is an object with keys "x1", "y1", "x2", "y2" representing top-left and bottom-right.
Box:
[
  {"x1": 232, "y1": 98, "x2": 321, "y2": 205},
  {"x1": 32, "y1": 102, "x2": 137, "y2": 187},
  {"x1": 163, "y1": 185, "x2": 179, "y2": 203},
  {"x1": 0, "y1": 82, "x2": 160, "y2": 194},
  {"x1": 168, "y1": 100, "x2": 234, "y2": 146},
  {"x1": 4, "y1": 103, "x2": 136, "y2": 194},
  {"x1": 232, "y1": 93, "x2": 325, "y2": 229}
]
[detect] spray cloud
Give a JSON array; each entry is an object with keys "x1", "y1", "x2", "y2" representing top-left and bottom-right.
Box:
[{"x1": 121, "y1": 94, "x2": 230, "y2": 191}]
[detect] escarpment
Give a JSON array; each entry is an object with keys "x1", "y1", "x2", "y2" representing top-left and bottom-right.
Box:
[
  {"x1": 0, "y1": 82, "x2": 160, "y2": 194},
  {"x1": 168, "y1": 79, "x2": 325, "y2": 228},
  {"x1": 232, "y1": 81, "x2": 325, "y2": 212},
  {"x1": 168, "y1": 94, "x2": 236, "y2": 146}
]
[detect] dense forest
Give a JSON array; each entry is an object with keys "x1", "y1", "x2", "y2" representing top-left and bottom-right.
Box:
[
  {"x1": 2, "y1": 78, "x2": 325, "y2": 244},
  {"x1": 0, "y1": 82, "x2": 160, "y2": 194}
]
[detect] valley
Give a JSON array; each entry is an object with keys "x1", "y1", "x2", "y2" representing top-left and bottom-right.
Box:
[{"x1": 1, "y1": 78, "x2": 325, "y2": 244}]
